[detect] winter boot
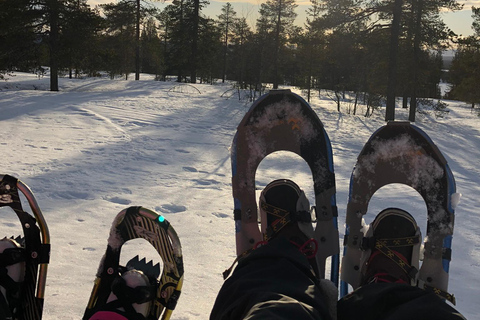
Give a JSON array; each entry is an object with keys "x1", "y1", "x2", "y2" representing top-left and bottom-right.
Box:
[
  {"x1": 259, "y1": 179, "x2": 318, "y2": 273},
  {"x1": 0, "y1": 237, "x2": 25, "y2": 319},
  {"x1": 360, "y1": 208, "x2": 421, "y2": 286}
]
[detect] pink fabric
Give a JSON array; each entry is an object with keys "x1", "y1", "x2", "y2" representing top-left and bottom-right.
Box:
[{"x1": 88, "y1": 311, "x2": 128, "y2": 320}]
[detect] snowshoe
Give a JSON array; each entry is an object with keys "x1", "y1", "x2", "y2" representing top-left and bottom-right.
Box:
[
  {"x1": 230, "y1": 90, "x2": 338, "y2": 283},
  {"x1": 0, "y1": 175, "x2": 50, "y2": 320},
  {"x1": 83, "y1": 206, "x2": 183, "y2": 320},
  {"x1": 341, "y1": 121, "x2": 459, "y2": 305}
]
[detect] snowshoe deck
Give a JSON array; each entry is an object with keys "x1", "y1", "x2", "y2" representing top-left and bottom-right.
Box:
[
  {"x1": 340, "y1": 122, "x2": 458, "y2": 299},
  {"x1": 83, "y1": 206, "x2": 183, "y2": 320},
  {"x1": 231, "y1": 90, "x2": 338, "y2": 282},
  {"x1": 0, "y1": 175, "x2": 50, "y2": 320}
]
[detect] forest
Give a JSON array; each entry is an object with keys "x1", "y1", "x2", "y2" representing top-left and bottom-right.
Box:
[{"x1": 1, "y1": 0, "x2": 479, "y2": 118}]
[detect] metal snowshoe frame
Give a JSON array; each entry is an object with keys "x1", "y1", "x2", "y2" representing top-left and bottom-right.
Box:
[
  {"x1": 340, "y1": 122, "x2": 457, "y2": 298},
  {"x1": 83, "y1": 206, "x2": 184, "y2": 320},
  {"x1": 231, "y1": 90, "x2": 339, "y2": 283},
  {"x1": 0, "y1": 174, "x2": 50, "y2": 320}
]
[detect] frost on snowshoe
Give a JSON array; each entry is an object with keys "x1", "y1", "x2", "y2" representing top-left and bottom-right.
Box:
[
  {"x1": 341, "y1": 122, "x2": 458, "y2": 302},
  {"x1": 231, "y1": 90, "x2": 338, "y2": 283}
]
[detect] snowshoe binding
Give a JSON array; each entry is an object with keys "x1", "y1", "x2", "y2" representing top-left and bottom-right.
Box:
[
  {"x1": 258, "y1": 179, "x2": 319, "y2": 275},
  {"x1": 0, "y1": 175, "x2": 50, "y2": 320},
  {"x1": 360, "y1": 208, "x2": 421, "y2": 286},
  {"x1": 83, "y1": 206, "x2": 183, "y2": 320},
  {"x1": 88, "y1": 256, "x2": 160, "y2": 320}
]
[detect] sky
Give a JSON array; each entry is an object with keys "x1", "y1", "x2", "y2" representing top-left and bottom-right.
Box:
[{"x1": 88, "y1": 0, "x2": 478, "y2": 37}]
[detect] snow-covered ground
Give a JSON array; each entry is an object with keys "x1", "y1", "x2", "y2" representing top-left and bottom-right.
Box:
[{"x1": 0, "y1": 73, "x2": 479, "y2": 319}]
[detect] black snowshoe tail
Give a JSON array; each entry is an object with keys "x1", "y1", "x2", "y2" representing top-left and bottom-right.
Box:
[
  {"x1": 83, "y1": 206, "x2": 184, "y2": 320},
  {"x1": 231, "y1": 90, "x2": 338, "y2": 282},
  {"x1": 0, "y1": 175, "x2": 50, "y2": 320},
  {"x1": 340, "y1": 122, "x2": 458, "y2": 298},
  {"x1": 126, "y1": 256, "x2": 161, "y2": 281}
]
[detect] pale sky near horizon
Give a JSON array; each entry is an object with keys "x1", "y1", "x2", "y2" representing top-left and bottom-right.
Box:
[{"x1": 88, "y1": 0, "x2": 478, "y2": 37}]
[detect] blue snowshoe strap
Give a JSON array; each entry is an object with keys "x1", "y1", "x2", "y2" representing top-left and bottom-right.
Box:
[{"x1": 260, "y1": 200, "x2": 311, "y2": 241}]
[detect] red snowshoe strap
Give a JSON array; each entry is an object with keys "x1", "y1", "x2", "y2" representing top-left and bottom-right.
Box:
[{"x1": 88, "y1": 311, "x2": 129, "y2": 320}]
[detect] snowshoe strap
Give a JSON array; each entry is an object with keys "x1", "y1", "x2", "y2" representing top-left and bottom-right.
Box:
[
  {"x1": 0, "y1": 266, "x2": 22, "y2": 318},
  {"x1": 0, "y1": 248, "x2": 25, "y2": 268},
  {"x1": 111, "y1": 275, "x2": 156, "y2": 305},
  {"x1": 222, "y1": 248, "x2": 253, "y2": 280},
  {"x1": 371, "y1": 239, "x2": 418, "y2": 280},
  {"x1": 365, "y1": 236, "x2": 456, "y2": 304},
  {"x1": 361, "y1": 236, "x2": 419, "y2": 251},
  {"x1": 0, "y1": 290, "x2": 13, "y2": 320},
  {"x1": 421, "y1": 282, "x2": 456, "y2": 305},
  {"x1": 260, "y1": 200, "x2": 310, "y2": 241}
]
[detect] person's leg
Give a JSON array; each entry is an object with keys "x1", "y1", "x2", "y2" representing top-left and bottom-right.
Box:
[
  {"x1": 211, "y1": 237, "x2": 333, "y2": 320},
  {"x1": 338, "y1": 283, "x2": 465, "y2": 320},
  {"x1": 210, "y1": 180, "x2": 336, "y2": 320}
]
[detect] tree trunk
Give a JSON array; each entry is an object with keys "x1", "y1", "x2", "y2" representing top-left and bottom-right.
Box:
[
  {"x1": 272, "y1": 0, "x2": 283, "y2": 89},
  {"x1": 49, "y1": 0, "x2": 59, "y2": 91},
  {"x1": 385, "y1": 0, "x2": 403, "y2": 121},
  {"x1": 409, "y1": 0, "x2": 423, "y2": 122},
  {"x1": 190, "y1": 0, "x2": 200, "y2": 84},
  {"x1": 135, "y1": 0, "x2": 140, "y2": 81}
]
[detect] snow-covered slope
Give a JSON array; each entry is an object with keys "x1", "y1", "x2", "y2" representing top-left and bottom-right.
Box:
[{"x1": 0, "y1": 73, "x2": 478, "y2": 319}]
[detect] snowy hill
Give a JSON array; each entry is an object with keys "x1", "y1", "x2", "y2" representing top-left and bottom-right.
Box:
[{"x1": 0, "y1": 73, "x2": 479, "y2": 319}]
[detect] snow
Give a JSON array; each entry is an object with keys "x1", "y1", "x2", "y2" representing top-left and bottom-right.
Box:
[{"x1": 0, "y1": 72, "x2": 479, "y2": 319}]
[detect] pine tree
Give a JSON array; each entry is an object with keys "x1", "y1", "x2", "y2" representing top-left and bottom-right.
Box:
[
  {"x1": 257, "y1": 0, "x2": 298, "y2": 89},
  {"x1": 217, "y1": 2, "x2": 237, "y2": 83}
]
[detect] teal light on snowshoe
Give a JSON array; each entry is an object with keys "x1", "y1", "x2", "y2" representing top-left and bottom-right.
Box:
[{"x1": 158, "y1": 215, "x2": 165, "y2": 223}]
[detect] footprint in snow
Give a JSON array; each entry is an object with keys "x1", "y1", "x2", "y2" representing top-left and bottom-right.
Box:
[
  {"x1": 156, "y1": 204, "x2": 187, "y2": 214},
  {"x1": 183, "y1": 166, "x2": 198, "y2": 172},
  {"x1": 2, "y1": 222, "x2": 17, "y2": 228},
  {"x1": 193, "y1": 179, "x2": 220, "y2": 186},
  {"x1": 175, "y1": 149, "x2": 190, "y2": 154},
  {"x1": 106, "y1": 196, "x2": 131, "y2": 205},
  {"x1": 212, "y1": 212, "x2": 230, "y2": 219}
]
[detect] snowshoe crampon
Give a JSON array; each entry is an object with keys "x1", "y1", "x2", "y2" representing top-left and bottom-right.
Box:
[
  {"x1": 83, "y1": 206, "x2": 183, "y2": 320},
  {"x1": 0, "y1": 175, "x2": 50, "y2": 320},
  {"x1": 231, "y1": 90, "x2": 339, "y2": 283},
  {"x1": 341, "y1": 122, "x2": 459, "y2": 304}
]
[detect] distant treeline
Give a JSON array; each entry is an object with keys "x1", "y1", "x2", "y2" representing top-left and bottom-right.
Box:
[{"x1": 1, "y1": 0, "x2": 479, "y2": 111}]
